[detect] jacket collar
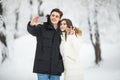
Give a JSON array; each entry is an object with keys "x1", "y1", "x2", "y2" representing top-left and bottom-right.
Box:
[
  {"x1": 43, "y1": 22, "x2": 55, "y2": 30},
  {"x1": 43, "y1": 22, "x2": 60, "y2": 31}
]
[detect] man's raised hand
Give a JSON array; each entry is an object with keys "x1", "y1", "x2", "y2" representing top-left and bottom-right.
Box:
[{"x1": 30, "y1": 16, "x2": 39, "y2": 26}]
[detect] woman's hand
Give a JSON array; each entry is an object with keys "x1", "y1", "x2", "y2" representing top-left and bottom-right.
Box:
[
  {"x1": 30, "y1": 16, "x2": 39, "y2": 26},
  {"x1": 69, "y1": 27, "x2": 75, "y2": 35}
]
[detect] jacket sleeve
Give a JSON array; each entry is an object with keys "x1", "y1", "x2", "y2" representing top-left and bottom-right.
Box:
[
  {"x1": 68, "y1": 35, "x2": 80, "y2": 53},
  {"x1": 27, "y1": 21, "x2": 42, "y2": 36},
  {"x1": 66, "y1": 35, "x2": 81, "y2": 61}
]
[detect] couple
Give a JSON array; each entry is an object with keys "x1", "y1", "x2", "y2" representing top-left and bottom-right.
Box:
[{"x1": 27, "y1": 8, "x2": 83, "y2": 80}]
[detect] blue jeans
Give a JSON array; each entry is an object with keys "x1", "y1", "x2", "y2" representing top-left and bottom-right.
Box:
[{"x1": 37, "y1": 73, "x2": 60, "y2": 80}]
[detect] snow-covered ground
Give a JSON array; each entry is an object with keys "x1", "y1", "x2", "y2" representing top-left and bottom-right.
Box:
[
  {"x1": 0, "y1": 0, "x2": 120, "y2": 80},
  {"x1": 0, "y1": 34, "x2": 120, "y2": 80},
  {"x1": 0, "y1": 34, "x2": 37, "y2": 80}
]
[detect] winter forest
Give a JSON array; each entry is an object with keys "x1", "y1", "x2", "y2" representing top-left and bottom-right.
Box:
[{"x1": 0, "y1": 0, "x2": 120, "y2": 80}]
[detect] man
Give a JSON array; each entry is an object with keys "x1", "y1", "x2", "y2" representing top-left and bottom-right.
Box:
[{"x1": 27, "y1": 8, "x2": 64, "y2": 80}]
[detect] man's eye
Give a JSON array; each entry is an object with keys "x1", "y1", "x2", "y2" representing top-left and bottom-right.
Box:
[
  {"x1": 56, "y1": 16, "x2": 59, "y2": 18},
  {"x1": 52, "y1": 15, "x2": 55, "y2": 17}
]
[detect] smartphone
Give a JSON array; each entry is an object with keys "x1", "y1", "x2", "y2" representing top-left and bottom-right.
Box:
[{"x1": 38, "y1": 16, "x2": 47, "y2": 24}]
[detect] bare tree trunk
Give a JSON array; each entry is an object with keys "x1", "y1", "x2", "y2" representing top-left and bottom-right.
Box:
[
  {"x1": 29, "y1": 0, "x2": 33, "y2": 19},
  {"x1": 29, "y1": 0, "x2": 44, "y2": 19},
  {"x1": 93, "y1": 8, "x2": 102, "y2": 64},
  {"x1": 0, "y1": 2, "x2": 8, "y2": 63},
  {"x1": 0, "y1": 2, "x2": 2, "y2": 15},
  {"x1": 14, "y1": 7, "x2": 20, "y2": 39},
  {"x1": 116, "y1": 0, "x2": 120, "y2": 19},
  {"x1": 88, "y1": 1, "x2": 102, "y2": 64},
  {"x1": 38, "y1": 0, "x2": 44, "y2": 16}
]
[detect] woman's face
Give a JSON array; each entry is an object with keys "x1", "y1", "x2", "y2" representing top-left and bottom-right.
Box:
[{"x1": 60, "y1": 20, "x2": 67, "y2": 31}]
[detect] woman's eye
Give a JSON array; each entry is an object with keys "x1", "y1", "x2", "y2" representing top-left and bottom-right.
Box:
[{"x1": 63, "y1": 23, "x2": 66, "y2": 25}]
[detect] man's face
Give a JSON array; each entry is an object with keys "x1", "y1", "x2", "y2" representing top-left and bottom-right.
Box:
[{"x1": 50, "y1": 11, "x2": 61, "y2": 26}]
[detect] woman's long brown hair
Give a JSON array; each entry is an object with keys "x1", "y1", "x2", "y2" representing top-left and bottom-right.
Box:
[{"x1": 60, "y1": 18, "x2": 82, "y2": 41}]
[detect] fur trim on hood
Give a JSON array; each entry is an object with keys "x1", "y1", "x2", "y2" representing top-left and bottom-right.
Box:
[{"x1": 74, "y1": 27, "x2": 82, "y2": 36}]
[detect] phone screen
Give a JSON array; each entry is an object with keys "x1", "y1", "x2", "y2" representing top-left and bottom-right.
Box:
[{"x1": 38, "y1": 16, "x2": 47, "y2": 24}]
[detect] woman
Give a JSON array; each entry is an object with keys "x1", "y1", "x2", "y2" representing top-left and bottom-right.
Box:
[{"x1": 60, "y1": 18, "x2": 83, "y2": 80}]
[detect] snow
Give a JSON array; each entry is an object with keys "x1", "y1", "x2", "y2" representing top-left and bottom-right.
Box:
[
  {"x1": 0, "y1": 0, "x2": 120, "y2": 80},
  {"x1": 0, "y1": 34, "x2": 120, "y2": 80},
  {"x1": 0, "y1": 34, "x2": 37, "y2": 80},
  {"x1": 81, "y1": 43, "x2": 120, "y2": 80}
]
